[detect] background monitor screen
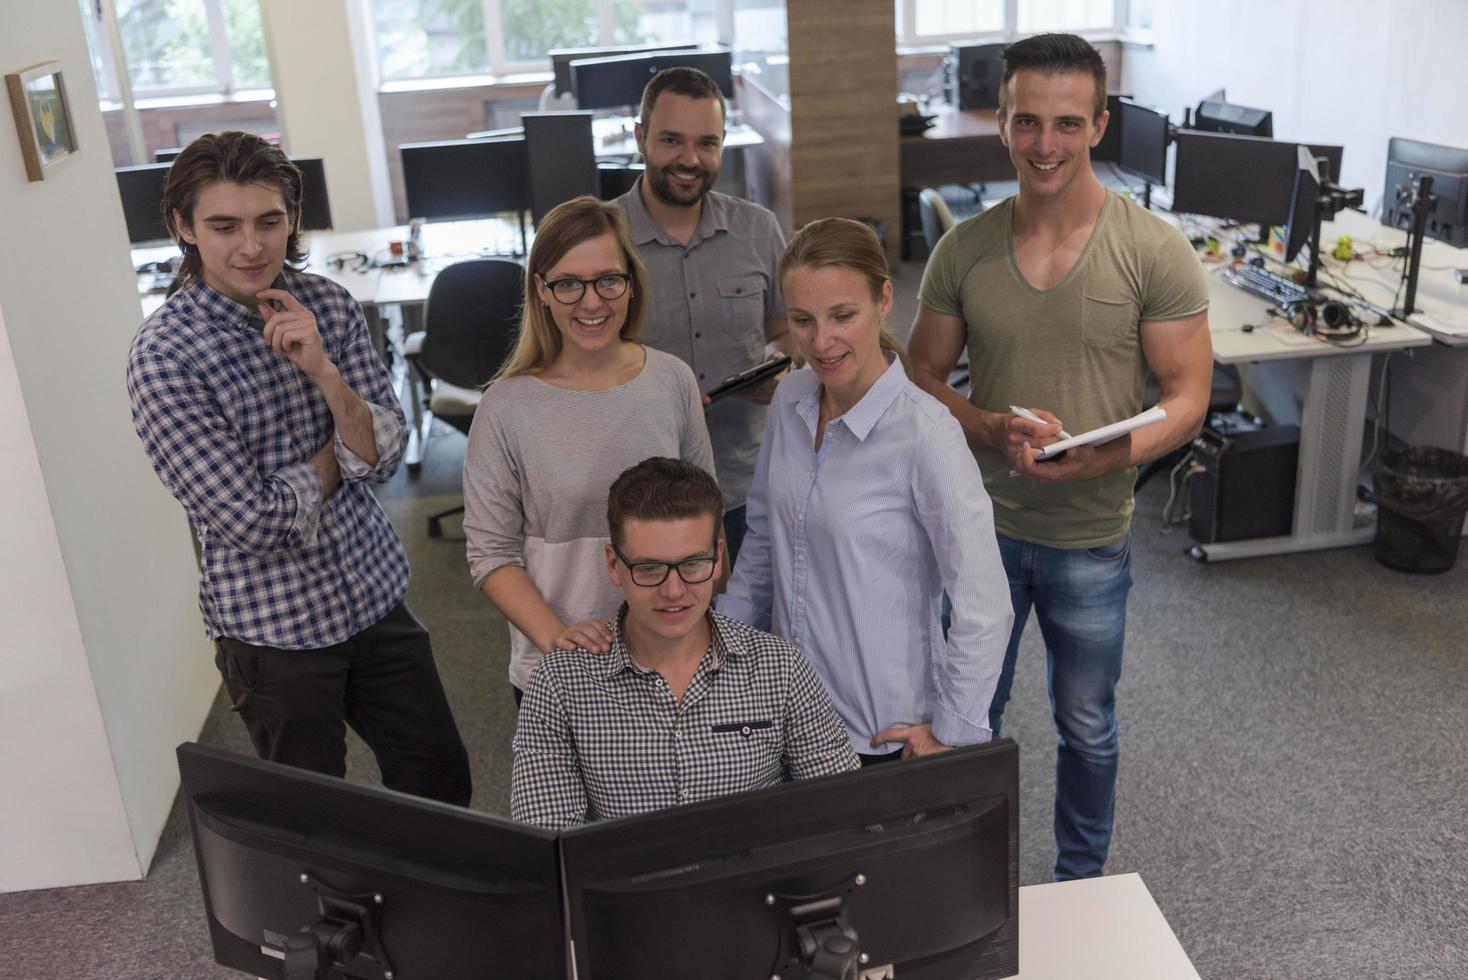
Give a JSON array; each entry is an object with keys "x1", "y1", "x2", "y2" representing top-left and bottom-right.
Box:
[
  {"x1": 400, "y1": 137, "x2": 530, "y2": 221},
  {"x1": 561, "y1": 741, "x2": 1020, "y2": 980},
  {"x1": 570, "y1": 48, "x2": 734, "y2": 112},
  {"x1": 291, "y1": 157, "x2": 332, "y2": 231},
  {"x1": 1193, "y1": 97, "x2": 1273, "y2": 137},
  {"x1": 1116, "y1": 99, "x2": 1170, "y2": 185},
  {"x1": 1172, "y1": 130, "x2": 1343, "y2": 226},
  {"x1": 551, "y1": 42, "x2": 698, "y2": 96},
  {"x1": 178, "y1": 742, "x2": 565, "y2": 980},
  {"x1": 1381, "y1": 136, "x2": 1468, "y2": 248},
  {"x1": 116, "y1": 163, "x2": 172, "y2": 244},
  {"x1": 1091, "y1": 93, "x2": 1132, "y2": 164}
]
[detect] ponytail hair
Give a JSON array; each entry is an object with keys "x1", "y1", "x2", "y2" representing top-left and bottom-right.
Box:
[{"x1": 778, "y1": 217, "x2": 909, "y2": 375}]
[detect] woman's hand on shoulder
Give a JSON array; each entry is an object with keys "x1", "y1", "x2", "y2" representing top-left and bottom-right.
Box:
[{"x1": 546, "y1": 619, "x2": 613, "y2": 655}]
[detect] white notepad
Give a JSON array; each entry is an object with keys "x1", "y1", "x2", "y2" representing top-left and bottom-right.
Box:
[{"x1": 1036, "y1": 406, "x2": 1168, "y2": 459}]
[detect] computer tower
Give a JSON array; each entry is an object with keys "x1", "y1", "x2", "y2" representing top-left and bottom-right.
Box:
[{"x1": 1188, "y1": 424, "x2": 1300, "y2": 544}]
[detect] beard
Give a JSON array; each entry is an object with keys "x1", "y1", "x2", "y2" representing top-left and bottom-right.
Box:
[{"x1": 645, "y1": 161, "x2": 718, "y2": 208}]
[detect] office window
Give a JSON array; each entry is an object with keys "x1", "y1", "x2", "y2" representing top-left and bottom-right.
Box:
[
  {"x1": 1017, "y1": 0, "x2": 1115, "y2": 33},
  {"x1": 374, "y1": 0, "x2": 718, "y2": 79},
  {"x1": 117, "y1": 0, "x2": 219, "y2": 91},
  {"x1": 82, "y1": 0, "x2": 273, "y2": 99},
  {"x1": 897, "y1": 0, "x2": 1121, "y2": 44},
  {"x1": 911, "y1": 0, "x2": 1004, "y2": 38},
  {"x1": 498, "y1": 0, "x2": 600, "y2": 65},
  {"x1": 78, "y1": 0, "x2": 121, "y2": 103},
  {"x1": 374, "y1": 0, "x2": 490, "y2": 81}
]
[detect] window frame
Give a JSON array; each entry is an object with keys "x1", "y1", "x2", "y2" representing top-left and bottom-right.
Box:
[
  {"x1": 95, "y1": 0, "x2": 273, "y2": 102},
  {"x1": 372, "y1": 0, "x2": 728, "y2": 84},
  {"x1": 896, "y1": 0, "x2": 1126, "y2": 47}
]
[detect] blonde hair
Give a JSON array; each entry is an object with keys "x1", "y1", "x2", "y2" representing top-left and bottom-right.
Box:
[
  {"x1": 778, "y1": 217, "x2": 908, "y2": 373},
  {"x1": 495, "y1": 196, "x2": 648, "y2": 381}
]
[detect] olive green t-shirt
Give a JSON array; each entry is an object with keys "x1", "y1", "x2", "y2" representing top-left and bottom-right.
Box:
[{"x1": 919, "y1": 192, "x2": 1209, "y2": 549}]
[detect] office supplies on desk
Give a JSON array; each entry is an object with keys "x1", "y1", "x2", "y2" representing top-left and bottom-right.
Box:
[
  {"x1": 1037, "y1": 406, "x2": 1167, "y2": 460},
  {"x1": 1411, "y1": 309, "x2": 1468, "y2": 337}
]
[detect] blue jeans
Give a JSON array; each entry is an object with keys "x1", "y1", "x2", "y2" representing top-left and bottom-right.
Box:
[{"x1": 991, "y1": 532, "x2": 1133, "y2": 881}]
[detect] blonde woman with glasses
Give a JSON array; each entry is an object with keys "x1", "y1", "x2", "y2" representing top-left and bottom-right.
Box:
[{"x1": 464, "y1": 196, "x2": 715, "y2": 704}]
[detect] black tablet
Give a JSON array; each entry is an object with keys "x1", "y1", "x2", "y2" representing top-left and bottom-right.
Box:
[{"x1": 704, "y1": 355, "x2": 792, "y2": 403}]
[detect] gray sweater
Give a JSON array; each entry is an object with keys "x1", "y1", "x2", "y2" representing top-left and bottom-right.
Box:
[{"x1": 463, "y1": 347, "x2": 715, "y2": 689}]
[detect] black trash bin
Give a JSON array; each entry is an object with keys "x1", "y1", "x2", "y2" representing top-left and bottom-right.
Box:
[{"x1": 1374, "y1": 447, "x2": 1468, "y2": 574}]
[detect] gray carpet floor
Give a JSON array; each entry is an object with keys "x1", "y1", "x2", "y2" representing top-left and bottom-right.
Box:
[{"x1": 3, "y1": 267, "x2": 1465, "y2": 978}]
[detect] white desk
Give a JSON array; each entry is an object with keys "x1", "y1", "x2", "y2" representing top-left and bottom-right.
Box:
[
  {"x1": 132, "y1": 216, "x2": 523, "y2": 318},
  {"x1": 1196, "y1": 244, "x2": 1432, "y2": 561},
  {"x1": 1012, "y1": 873, "x2": 1199, "y2": 979}
]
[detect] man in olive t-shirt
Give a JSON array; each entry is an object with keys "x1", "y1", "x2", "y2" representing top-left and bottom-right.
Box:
[{"x1": 908, "y1": 34, "x2": 1213, "y2": 881}]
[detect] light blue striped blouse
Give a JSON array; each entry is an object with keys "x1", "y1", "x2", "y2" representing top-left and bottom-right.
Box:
[{"x1": 719, "y1": 355, "x2": 1014, "y2": 755}]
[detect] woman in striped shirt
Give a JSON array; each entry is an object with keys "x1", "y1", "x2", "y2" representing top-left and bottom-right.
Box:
[{"x1": 463, "y1": 197, "x2": 715, "y2": 703}]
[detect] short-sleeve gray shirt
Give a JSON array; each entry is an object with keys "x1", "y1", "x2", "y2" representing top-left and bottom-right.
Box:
[{"x1": 616, "y1": 181, "x2": 786, "y2": 511}]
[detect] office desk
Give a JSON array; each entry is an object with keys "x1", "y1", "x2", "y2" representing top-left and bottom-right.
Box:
[
  {"x1": 901, "y1": 107, "x2": 1015, "y2": 188},
  {"x1": 133, "y1": 217, "x2": 522, "y2": 317},
  {"x1": 132, "y1": 217, "x2": 524, "y2": 466},
  {"x1": 1198, "y1": 253, "x2": 1432, "y2": 561},
  {"x1": 1013, "y1": 873, "x2": 1199, "y2": 979}
]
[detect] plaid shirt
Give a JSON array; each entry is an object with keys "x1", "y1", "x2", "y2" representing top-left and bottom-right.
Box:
[
  {"x1": 126, "y1": 270, "x2": 409, "y2": 649},
  {"x1": 510, "y1": 609, "x2": 860, "y2": 829}
]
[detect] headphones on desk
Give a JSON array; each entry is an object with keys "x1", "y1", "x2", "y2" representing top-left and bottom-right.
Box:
[{"x1": 1281, "y1": 298, "x2": 1364, "y2": 341}]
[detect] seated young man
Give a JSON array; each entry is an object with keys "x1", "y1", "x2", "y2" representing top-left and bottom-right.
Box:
[{"x1": 510, "y1": 457, "x2": 859, "y2": 828}]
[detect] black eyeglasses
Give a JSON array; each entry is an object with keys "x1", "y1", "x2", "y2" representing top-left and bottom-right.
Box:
[
  {"x1": 541, "y1": 273, "x2": 632, "y2": 305},
  {"x1": 612, "y1": 537, "x2": 719, "y2": 588}
]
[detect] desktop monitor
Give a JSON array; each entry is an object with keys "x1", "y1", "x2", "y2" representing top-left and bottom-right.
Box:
[
  {"x1": 1284, "y1": 144, "x2": 1321, "y2": 262},
  {"x1": 551, "y1": 42, "x2": 699, "y2": 96},
  {"x1": 522, "y1": 111, "x2": 600, "y2": 225},
  {"x1": 1115, "y1": 99, "x2": 1170, "y2": 185},
  {"x1": 561, "y1": 740, "x2": 1020, "y2": 980},
  {"x1": 400, "y1": 137, "x2": 530, "y2": 221},
  {"x1": 1172, "y1": 130, "x2": 1343, "y2": 226},
  {"x1": 177, "y1": 742, "x2": 565, "y2": 980},
  {"x1": 1091, "y1": 93, "x2": 1131, "y2": 164},
  {"x1": 1193, "y1": 96, "x2": 1273, "y2": 137},
  {"x1": 291, "y1": 157, "x2": 333, "y2": 231},
  {"x1": 570, "y1": 48, "x2": 734, "y2": 112},
  {"x1": 1381, "y1": 136, "x2": 1468, "y2": 248},
  {"x1": 947, "y1": 43, "x2": 1006, "y2": 110},
  {"x1": 116, "y1": 163, "x2": 172, "y2": 244}
]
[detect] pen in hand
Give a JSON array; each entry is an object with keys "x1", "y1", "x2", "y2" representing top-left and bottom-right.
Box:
[{"x1": 1009, "y1": 404, "x2": 1072, "y2": 440}]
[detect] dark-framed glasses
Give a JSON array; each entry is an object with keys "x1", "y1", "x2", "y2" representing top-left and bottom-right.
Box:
[
  {"x1": 541, "y1": 273, "x2": 632, "y2": 305},
  {"x1": 612, "y1": 537, "x2": 719, "y2": 588}
]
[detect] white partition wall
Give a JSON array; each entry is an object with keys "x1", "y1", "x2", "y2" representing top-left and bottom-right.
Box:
[
  {"x1": 260, "y1": 0, "x2": 395, "y2": 230},
  {"x1": 1122, "y1": 0, "x2": 1468, "y2": 215},
  {"x1": 0, "y1": 3, "x2": 217, "y2": 891}
]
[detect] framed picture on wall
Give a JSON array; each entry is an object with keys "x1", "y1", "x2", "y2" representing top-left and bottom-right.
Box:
[{"x1": 6, "y1": 61, "x2": 78, "y2": 181}]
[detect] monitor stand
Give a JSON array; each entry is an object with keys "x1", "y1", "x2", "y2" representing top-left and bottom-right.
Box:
[
  {"x1": 781, "y1": 894, "x2": 868, "y2": 980},
  {"x1": 281, "y1": 875, "x2": 395, "y2": 980}
]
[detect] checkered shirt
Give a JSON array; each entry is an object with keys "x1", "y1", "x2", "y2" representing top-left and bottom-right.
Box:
[
  {"x1": 510, "y1": 609, "x2": 860, "y2": 828},
  {"x1": 126, "y1": 270, "x2": 410, "y2": 649}
]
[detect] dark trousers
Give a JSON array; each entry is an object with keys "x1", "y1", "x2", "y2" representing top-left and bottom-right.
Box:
[
  {"x1": 214, "y1": 601, "x2": 472, "y2": 807},
  {"x1": 724, "y1": 505, "x2": 749, "y2": 568}
]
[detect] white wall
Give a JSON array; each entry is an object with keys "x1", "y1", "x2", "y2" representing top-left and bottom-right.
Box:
[
  {"x1": 1123, "y1": 0, "x2": 1468, "y2": 215},
  {"x1": 0, "y1": 3, "x2": 217, "y2": 891},
  {"x1": 260, "y1": 0, "x2": 395, "y2": 230}
]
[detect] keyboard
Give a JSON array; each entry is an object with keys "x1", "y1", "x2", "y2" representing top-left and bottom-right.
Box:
[{"x1": 1222, "y1": 265, "x2": 1313, "y2": 306}]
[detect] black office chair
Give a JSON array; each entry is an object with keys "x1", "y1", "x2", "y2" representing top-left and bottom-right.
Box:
[
  {"x1": 598, "y1": 162, "x2": 644, "y2": 200},
  {"x1": 916, "y1": 184, "x2": 986, "y2": 258},
  {"x1": 403, "y1": 259, "x2": 524, "y2": 537}
]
